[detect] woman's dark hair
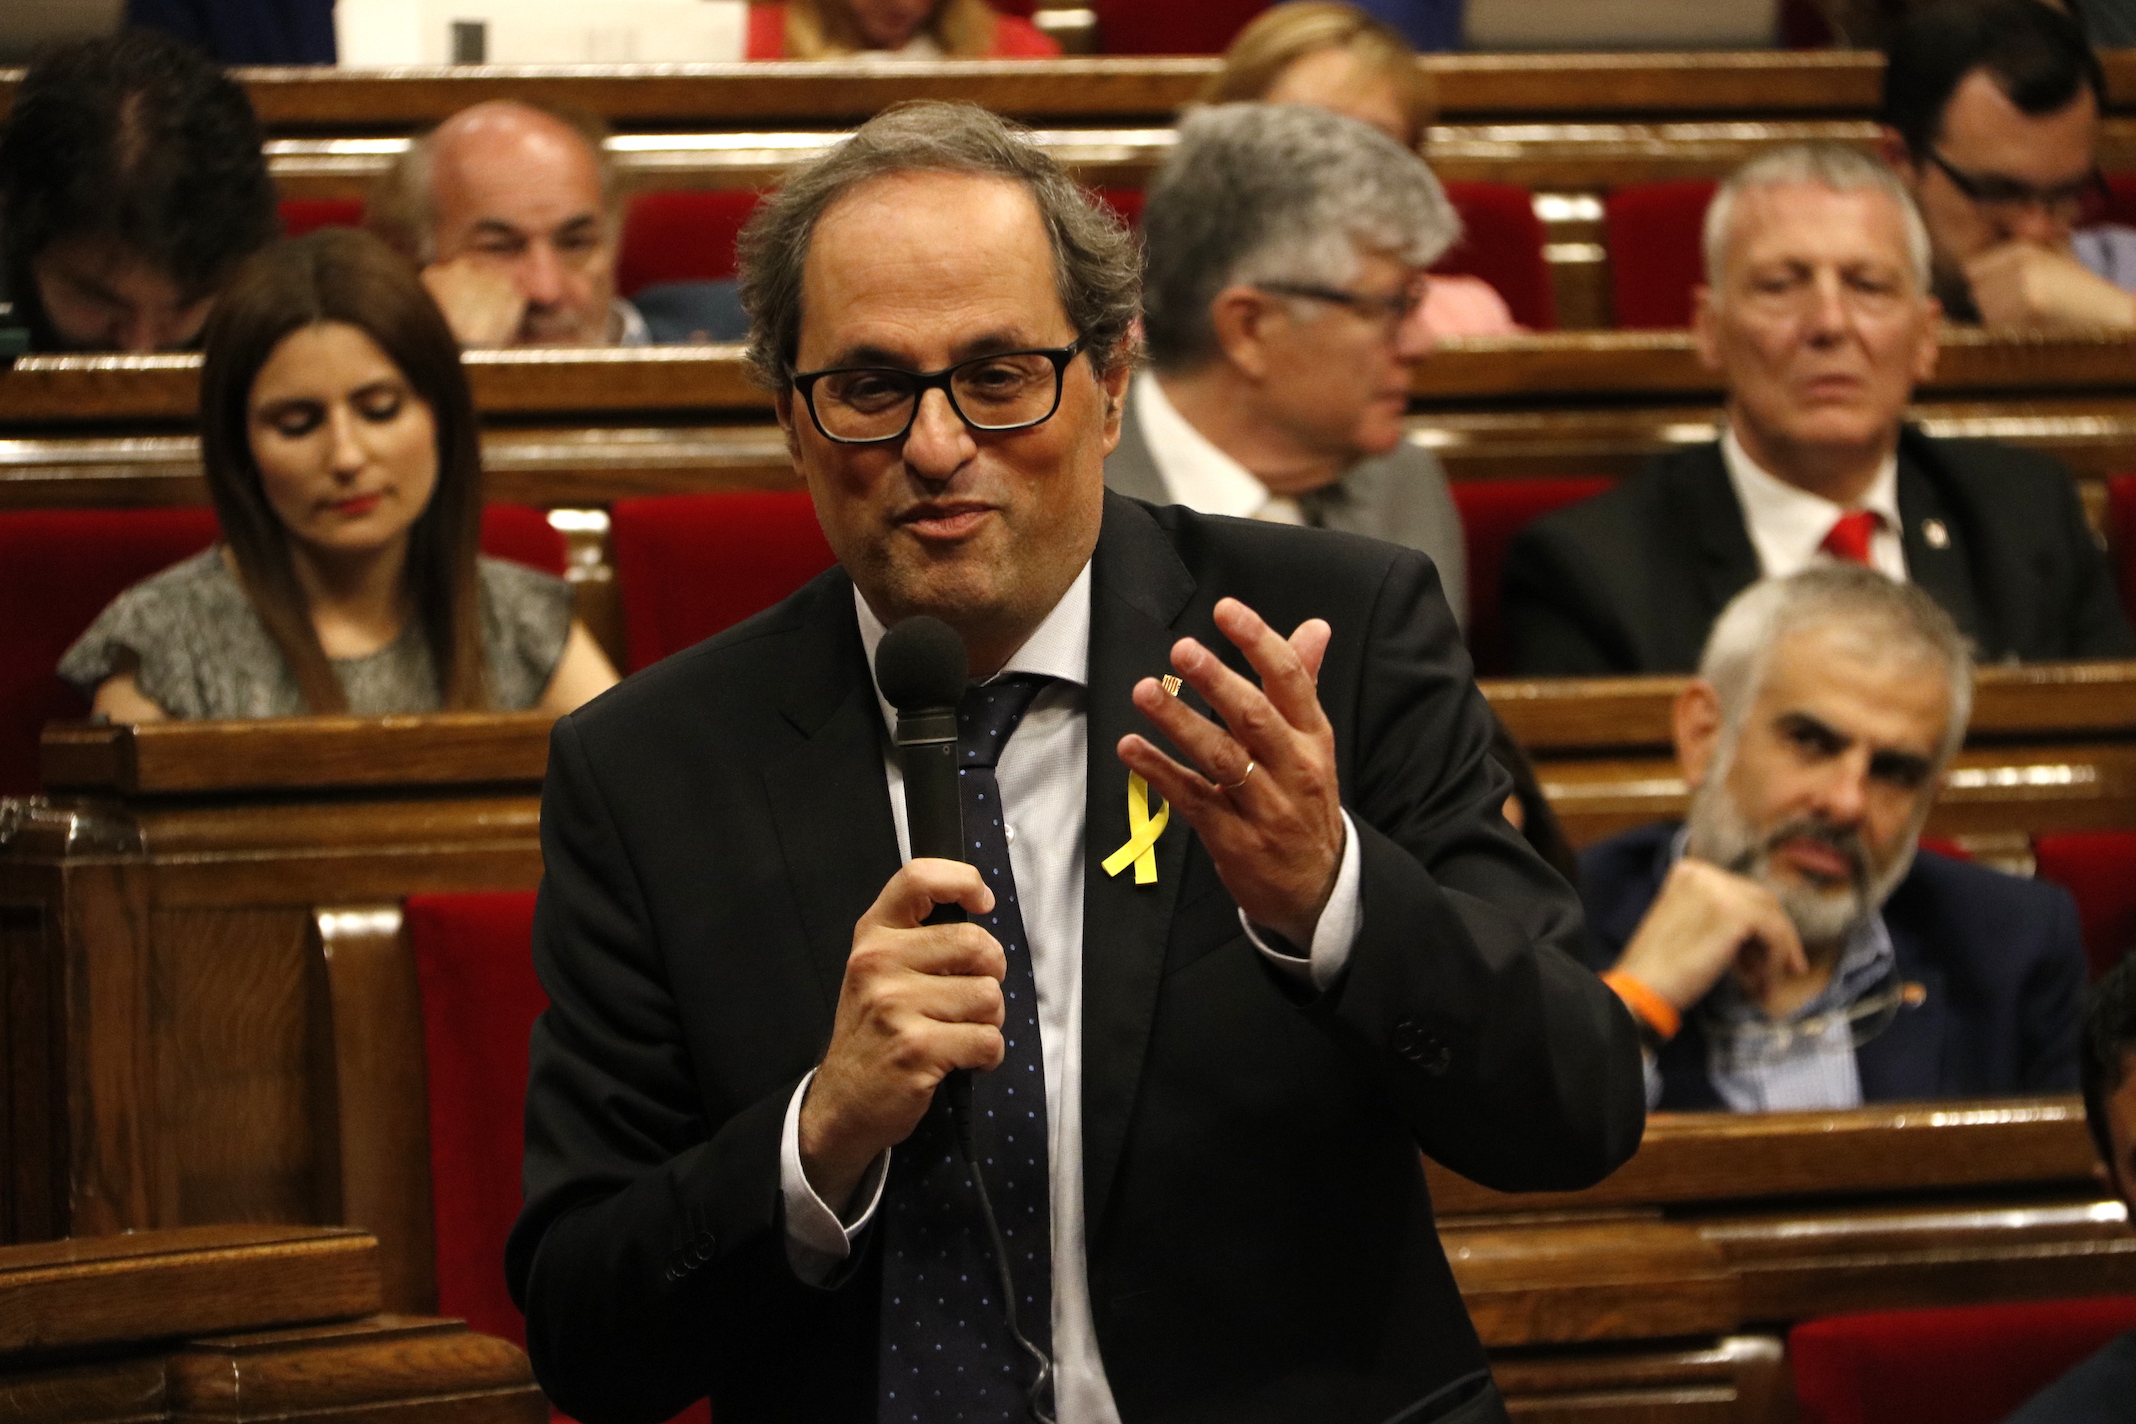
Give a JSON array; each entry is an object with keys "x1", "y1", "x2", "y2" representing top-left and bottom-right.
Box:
[
  {"x1": 0, "y1": 29, "x2": 277, "y2": 347},
  {"x1": 199, "y1": 229, "x2": 487, "y2": 713},
  {"x1": 1881, "y1": 0, "x2": 2105, "y2": 158}
]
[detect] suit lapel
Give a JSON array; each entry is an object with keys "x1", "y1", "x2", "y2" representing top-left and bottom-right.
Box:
[
  {"x1": 1893, "y1": 432, "x2": 1987, "y2": 652},
  {"x1": 1679, "y1": 444, "x2": 1763, "y2": 623},
  {"x1": 1080, "y1": 495, "x2": 1198, "y2": 1235},
  {"x1": 759, "y1": 575, "x2": 906, "y2": 1015}
]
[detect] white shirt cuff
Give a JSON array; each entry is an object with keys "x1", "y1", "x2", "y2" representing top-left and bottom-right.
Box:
[
  {"x1": 1242, "y1": 809, "x2": 1361, "y2": 993},
  {"x1": 778, "y1": 1068, "x2": 890, "y2": 1283}
]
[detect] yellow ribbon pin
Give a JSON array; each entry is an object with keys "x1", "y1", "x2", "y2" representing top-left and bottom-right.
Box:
[{"x1": 1102, "y1": 772, "x2": 1171, "y2": 884}]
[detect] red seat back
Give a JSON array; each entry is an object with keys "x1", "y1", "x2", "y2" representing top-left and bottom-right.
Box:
[
  {"x1": 0, "y1": 507, "x2": 222, "y2": 793},
  {"x1": 1451, "y1": 476, "x2": 1613, "y2": 676},
  {"x1": 610, "y1": 490, "x2": 837, "y2": 671},
  {"x1": 1093, "y1": 0, "x2": 1265, "y2": 53},
  {"x1": 404, "y1": 892, "x2": 712, "y2": 1424},
  {"x1": 1437, "y1": 181, "x2": 1556, "y2": 331},
  {"x1": 0, "y1": 505, "x2": 566, "y2": 794},
  {"x1": 479, "y1": 504, "x2": 571, "y2": 577},
  {"x1": 617, "y1": 190, "x2": 766, "y2": 296},
  {"x1": 2035, "y1": 830, "x2": 2136, "y2": 980},
  {"x1": 2110, "y1": 474, "x2": 2136, "y2": 630},
  {"x1": 1604, "y1": 180, "x2": 1717, "y2": 329},
  {"x1": 280, "y1": 197, "x2": 366, "y2": 237},
  {"x1": 405, "y1": 891, "x2": 545, "y2": 1353},
  {"x1": 1790, "y1": 1297, "x2": 2136, "y2": 1424}
]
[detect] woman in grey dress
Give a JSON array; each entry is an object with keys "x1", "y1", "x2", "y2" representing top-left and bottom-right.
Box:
[{"x1": 62, "y1": 228, "x2": 618, "y2": 720}]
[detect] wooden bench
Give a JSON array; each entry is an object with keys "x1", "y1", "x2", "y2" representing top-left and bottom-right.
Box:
[{"x1": 0, "y1": 1224, "x2": 543, "y2": 1422}]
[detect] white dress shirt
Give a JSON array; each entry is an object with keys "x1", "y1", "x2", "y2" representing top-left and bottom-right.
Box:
[
  {"x1": 1133, "y1": 372, "x2": 1309, "y2": 526},
  {"x1": 776, "y1": 561, "x2": 1365, "y2": 1424},
  {"x1": 1721, "y1": 428, "x2": 1906, "y2": 582}
]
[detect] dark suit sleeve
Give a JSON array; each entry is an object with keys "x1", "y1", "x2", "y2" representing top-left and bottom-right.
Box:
[
  {"x1": 1501, "y1": 519, "x2": 1635, "y2": 676},
  {"x1": 506, "y1": 715, "x2": 834, "y2": 1424},
  {"x1": 1307, "y1": 548, "x2": 1647, "y2": 1191},
  {"x1": 2018, "y1": 883, "x2": 2087, "y2": 1092}
]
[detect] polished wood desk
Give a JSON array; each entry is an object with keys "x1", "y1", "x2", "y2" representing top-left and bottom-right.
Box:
[
  {"x1": 7, "y1": 330, "x2": 2130, "y2": 429},
  {"x1": 7, "y1": 50, "x2": 2136, "y2": 132},
  {"x1": 0, "y1": 1224, "x2": 543, "y2": 1422}
]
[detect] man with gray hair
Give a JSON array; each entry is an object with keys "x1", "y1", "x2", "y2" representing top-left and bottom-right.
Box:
[
  {"x1": 365, "y1": 99, "x2": 742, "y2": 347},
  {"x1": 1505, "y1": 141, "x2": 2132, "y2": 675},
  {"x1": 1579, "y1": 564, "x2": 2084, "y2": 1112},
  {"x1": 1110, "y1": 102, "x2": 1469, "y2": 626},
  {"x1": 507, "y1": 100, "x2": 1640, "y2": 1424}
]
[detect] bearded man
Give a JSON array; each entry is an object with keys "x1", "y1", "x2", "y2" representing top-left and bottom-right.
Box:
[{"x1": 1579, "y1": 565, "x2": 2084, "y2": 1112}]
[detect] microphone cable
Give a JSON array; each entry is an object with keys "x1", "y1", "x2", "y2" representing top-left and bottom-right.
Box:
[{"x1": 949, "y1": 1090, "x2": 1057, "y2": 1424}]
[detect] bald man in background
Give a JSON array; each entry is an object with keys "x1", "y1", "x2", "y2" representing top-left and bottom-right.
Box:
[{"x1": 367, "y1": 99, "x2": 742, "y2": 347}]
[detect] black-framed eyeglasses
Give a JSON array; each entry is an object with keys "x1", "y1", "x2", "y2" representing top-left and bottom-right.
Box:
[
  {"x1": 790, "y1": 340, "x2": 1085, "y2": 445},
  {"x1": 1923, "y1": 147, "x2": 2107, "y2": 218},
  {"x1": 1254, "y1": 280, "x2": 1424, "y2": 333}
]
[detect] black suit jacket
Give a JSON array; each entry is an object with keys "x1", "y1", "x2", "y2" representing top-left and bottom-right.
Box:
[
  {"x1": 1503, "y1": 430, "x2": 2136, "y2": 675},
  {"x1": 1578, "y1": 823, "x2": 2085, "y2": 1110},
  {"x1": 506, "y1": 494, "x2": 1645, "y2": 1424}
]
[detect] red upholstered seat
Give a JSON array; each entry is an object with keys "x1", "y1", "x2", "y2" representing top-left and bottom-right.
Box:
[
  {"x1": 2109, "y1": 474, "x2": 2136, "y2": 628},
  {"x1": 2035, "y1": 830, "x2": 2136, "y2": 979},
  {"x1": 280, "y1": 197, "x2": 366, "y2": 237},
  {"x1": 1438, "y1": 181, "x2": 1556, "y2": 331},
  {"x1": 1791, "y1": 1297, "x2": 2136, "y2": 1424},
  {"x1": 406, "y1": 892, "x2": 712, "y2": 1424},
  {"x1": 1093, "y1": 0, "x2": 1265, "y2": 53},
  {"x1": 610, "y1": 490, "x2": 837, "y2": 671},
  {"x1": 1604, "y1": 180, "x2": 1718, "y2": 329},
  {"x1": 1450, "y1": 476, "x2": 1613, "y2": 676},
  {"x1": 617, "y1": 190, "x2": 765, "y2": 296},
  {"x1": 406, "y1": 892, "x2": 546, "y2": 1354},
  {"x1": 0, "y1": 506, "x2": 221, "y2": 793},
  {"x1": 0, "y1": 505, "x2": 566, "y2": 794}
]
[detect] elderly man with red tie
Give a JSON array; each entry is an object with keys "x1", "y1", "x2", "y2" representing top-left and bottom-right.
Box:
[{"x1": 1503, "y1": 141, "x2": 2134, "y2": 675}]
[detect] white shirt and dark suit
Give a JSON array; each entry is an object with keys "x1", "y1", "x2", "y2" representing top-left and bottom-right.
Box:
[
  {"x1": 1502, "y1": 427, "x2": 2136, "y2": 675},
  {"x1": 1106, "y1": 374, "x2": 1470, "y2": 631},
  {"x1": 507, "y1": 492, "x2": 1644, "y2": 1423}
]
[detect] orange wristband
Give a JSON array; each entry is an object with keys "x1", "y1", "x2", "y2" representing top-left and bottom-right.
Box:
[{"x1": 1602, "y1": 970, "x2": 1681, "y2": 1042}]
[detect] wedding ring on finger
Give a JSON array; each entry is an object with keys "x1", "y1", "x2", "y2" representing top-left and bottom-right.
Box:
[{"x1": 1218, "y1": 760, "x2": 1256, "y2": 793}]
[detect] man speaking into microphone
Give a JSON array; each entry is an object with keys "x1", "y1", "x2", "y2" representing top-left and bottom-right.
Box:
[{"x1": 508, "y1": 102, "x2": 1644, "y2": 1424}]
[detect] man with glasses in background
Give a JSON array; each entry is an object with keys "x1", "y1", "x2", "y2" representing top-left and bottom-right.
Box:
[
  {"x1": 1505, "y1": 143, "x2": 2134, "y2": 675},
  {"x1": 1107, "y1": 103, "x2": 1469, "y2": 629},
  {"x1": 507, "y1": 101, "x2": 1643, "y2": 1424},
  {"x1": 1881, "y1": 0, "x2": 2136, "y2": 330},
  {"x1": 1577, "y1": 565, "x2": 2085, "y2": 1112}
]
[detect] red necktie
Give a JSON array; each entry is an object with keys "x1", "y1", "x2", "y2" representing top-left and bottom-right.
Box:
[{"x1": 1820, "y1": 509, "x2": 1880, "y2": 565}]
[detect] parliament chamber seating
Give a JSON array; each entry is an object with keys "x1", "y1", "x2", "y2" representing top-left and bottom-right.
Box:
[
  {"x1": 2035, "y1": 830, "x2": 2136, "y2": 980},
  {"x1": 405, "y1": 890, "x2": 713, "y2": 1424},
  {"x1": 1603, "y1": 179, "x2": 1716, "y2": 330},
  {"x1": 1789, "y1": 1296, "x2": 2136, "y2": 1424},
  {"x1": 280, "y1": 196, "x2": 365, "y2": 237},
  {"x1": 1449, "y1": 475, "x2": 1612, "y2": 675},
  {"x1": 596, "y1": 182, "x2": 1555, "y2": 329},
  {"x1": 1089, "y1": 0, "x2": 1265, "y2": 55},
  {"x1": 610, "y1": 489, "x2": 836, "y2": 670},
  {"x1": 0, "y1": 504, "x2": 567, "y2": 795}
]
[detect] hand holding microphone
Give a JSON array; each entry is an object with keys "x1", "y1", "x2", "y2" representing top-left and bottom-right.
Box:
[{"x1": 796, "y1": 617, "x2": 1008, "y2": 1215}]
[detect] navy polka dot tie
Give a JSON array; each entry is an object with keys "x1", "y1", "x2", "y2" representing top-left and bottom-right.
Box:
[{"x1": 878, "y1": 673, "x2": 1054, "y2": 1424}]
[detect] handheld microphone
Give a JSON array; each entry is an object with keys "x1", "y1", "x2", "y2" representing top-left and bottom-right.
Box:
[
  {"x1": 874, "y1": 615, "x2": 1057, "y2": 1423},
  {"x1": 873, "y1": 616, "x2": 977, "y2": 1156}
]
